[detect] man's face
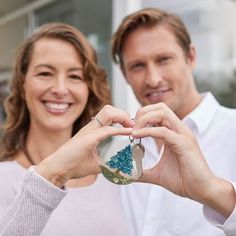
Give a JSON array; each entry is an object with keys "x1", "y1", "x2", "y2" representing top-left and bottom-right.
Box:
[{"x1": 122, "y1": 25, "x2": 199, "y2": 118}]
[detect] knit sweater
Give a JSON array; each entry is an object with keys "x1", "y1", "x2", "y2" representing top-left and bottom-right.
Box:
[{"x1": 0, "y1": 161, "x2": 129, "y2": 236}]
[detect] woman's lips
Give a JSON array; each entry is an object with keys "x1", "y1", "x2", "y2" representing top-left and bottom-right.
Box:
[{"x1": 44, "y1": 101, "x2": 71, "y2": 114}]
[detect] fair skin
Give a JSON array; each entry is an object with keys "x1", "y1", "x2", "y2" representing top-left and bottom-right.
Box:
[
  {"x1": 35, "y1": 102, "x2": 235, "y2": 218},
  {"x1": 122, "y1": 25, "x2": 235, "y2": 218},
  {"x1": 132, "y1": 103, "x2": 236, "y2": 218},
  {"x1": 36, "y1": 105, "x2": 134, "y2": 187},
  {"x1": 16, "y1": 37, "x2": 94, "y2": 186},
  {"x1": 122, "y1": 25, "x2": 201, "y2": 119}
]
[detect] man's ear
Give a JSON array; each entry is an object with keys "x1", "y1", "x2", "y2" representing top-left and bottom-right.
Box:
[
  {"x1": 120, "y1": 65, "x2": 130, "y2": 84},
  {"x1": 187, "y1": 45, "x2": 196, "y2": 69}
]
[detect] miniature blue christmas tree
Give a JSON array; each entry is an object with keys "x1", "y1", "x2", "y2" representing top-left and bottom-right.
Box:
[{"x1": 106, "y1": 144, "x2": 133, "y2": 176}]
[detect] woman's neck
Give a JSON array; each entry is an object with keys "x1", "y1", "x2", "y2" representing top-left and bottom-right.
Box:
[
  {"x1": 24, "y1": 125, "x2": 72, "y2": 165},
  {"x1": 17, "y1": 124, "x2": 98, "y2": 188}
]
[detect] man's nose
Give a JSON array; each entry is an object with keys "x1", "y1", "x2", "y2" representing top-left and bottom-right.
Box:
[{"x1": 145, "y1": 64, "x2": 162, "y2": 87}]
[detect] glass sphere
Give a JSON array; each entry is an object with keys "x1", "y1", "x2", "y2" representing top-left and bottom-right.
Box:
[{"x1": 98, "y1": 136, "x2": 145, "y2": 185}]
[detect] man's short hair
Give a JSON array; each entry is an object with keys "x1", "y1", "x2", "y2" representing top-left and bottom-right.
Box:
[{"x1": 111, "y1": 8, "x2": 192, "y2": 71}]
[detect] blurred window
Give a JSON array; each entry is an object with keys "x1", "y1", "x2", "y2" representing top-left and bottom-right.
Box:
[{"x1": 0, "y1": 0, "x2": 112, "y2": 122}]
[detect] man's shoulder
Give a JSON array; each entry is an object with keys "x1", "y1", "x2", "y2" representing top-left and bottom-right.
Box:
[
  {"x1": 217, "y1": 105, "x2": 236, "y2": 119},
  {"x1": 213, "y1": 105, "x2": 236, "y2": 133},
  {"x1": 202, "y1": 93, "x2": 236, "y2": 119}
]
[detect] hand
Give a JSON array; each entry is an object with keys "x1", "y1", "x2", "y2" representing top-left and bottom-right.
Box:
[
  {"x1": 36, "y1": 105, "x2": 133, "y2": 187},
  {"x1": 131, "y1": 103, "x2": 235, "y2": 217}
]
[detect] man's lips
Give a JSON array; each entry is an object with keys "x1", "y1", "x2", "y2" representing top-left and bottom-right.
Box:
[{"x1": 145, "y1": 89, "x2": 171, "y2": 99}]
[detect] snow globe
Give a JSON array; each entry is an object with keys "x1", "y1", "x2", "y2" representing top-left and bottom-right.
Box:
[{"x1": 98, "y1": 135, "x2": 145, "y2": 185}]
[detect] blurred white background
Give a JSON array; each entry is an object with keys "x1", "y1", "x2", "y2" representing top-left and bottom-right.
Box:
[{"x1": 1, "y1": 0, "x2": 236, "y2": 120}]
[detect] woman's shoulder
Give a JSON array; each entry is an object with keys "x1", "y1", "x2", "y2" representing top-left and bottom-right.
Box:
[
  {"x1": 0, "y1": 160, "x2": 26, "y2": 190},
  {"x1": 0, "y1": 161, "x2": 26, "y2": 217},
  {"x1": 0, "y1": 160, "x2": 25, "y2": 174}
]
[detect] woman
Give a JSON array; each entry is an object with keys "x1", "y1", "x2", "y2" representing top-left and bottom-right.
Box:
[{"x1": 0, "y1": 23, "x2": 131, "y2": 235}]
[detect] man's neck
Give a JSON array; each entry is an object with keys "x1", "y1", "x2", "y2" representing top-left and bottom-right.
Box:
[{"x1": 177, "y1": 93, "x2": 202, "y2": 120}]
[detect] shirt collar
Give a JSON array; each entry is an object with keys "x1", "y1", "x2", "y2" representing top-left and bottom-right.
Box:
[{"x1": 182, "y1": 92, "x2": 220, "y2": 135}]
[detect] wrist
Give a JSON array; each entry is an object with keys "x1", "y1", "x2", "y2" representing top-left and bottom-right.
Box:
[
  {"x1": 203, "y1": 176, "x2": 235, "y2": 218},
  {"x1": 35, "y1": 157, "x2": 68, "y2": 188}
]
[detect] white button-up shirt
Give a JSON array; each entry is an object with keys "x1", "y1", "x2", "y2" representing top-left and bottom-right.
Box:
[
  {"x1": 204, "y1": 182, "x2": 236, "y2": 236},
  {"x1": 122, "y1": 92, "x2": 236, "y2": 236}
]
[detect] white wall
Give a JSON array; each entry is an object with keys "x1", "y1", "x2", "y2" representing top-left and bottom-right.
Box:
[
  {"x1": 112, "y1": 0, "x2": 142, "y2": 117},
  {"x1": 112, "y1": 0, "x2": 236, "y2": 98}
]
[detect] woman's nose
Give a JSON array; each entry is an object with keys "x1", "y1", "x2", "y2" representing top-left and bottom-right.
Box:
[{"x1": 50, "y1": 77, "x2": 69, "y2": 96}]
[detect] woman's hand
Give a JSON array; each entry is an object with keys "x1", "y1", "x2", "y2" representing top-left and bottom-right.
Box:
[
  {"x1": 132, "y1": 103, "x2": 235, "y2": 217},
  {"x1": 36, "y1": 105, "x2": 133, "y2": 187}
]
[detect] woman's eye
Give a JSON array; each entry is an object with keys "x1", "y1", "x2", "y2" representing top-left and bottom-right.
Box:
[
  {"x1": 37, "y1": 72, "x2": 51, "y2": 77},
  {"x1": 69, "y1": 75, "x2": 83, "y2": 80}
]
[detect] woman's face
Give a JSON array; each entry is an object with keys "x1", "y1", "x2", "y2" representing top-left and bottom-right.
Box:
[{"x1": 23, "y1": 37, "x2": 89, "y2": 133}]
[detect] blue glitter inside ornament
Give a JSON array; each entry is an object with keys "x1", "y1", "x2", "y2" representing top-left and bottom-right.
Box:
[{"x1": 106, "y1": 144, "x2": 133, "y2": 176}]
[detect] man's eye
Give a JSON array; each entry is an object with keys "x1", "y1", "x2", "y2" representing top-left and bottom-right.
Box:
[
  {"x1": 130, "y1": 63, "x2": 144, "y2": 70},
  {"x1": 159, "y1": 57, "x2": 171, "y2": 64}
]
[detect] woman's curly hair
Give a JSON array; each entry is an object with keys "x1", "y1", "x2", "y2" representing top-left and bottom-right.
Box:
[{"x1": 0, "y1": 23, "x2": 111, "y2": 161}]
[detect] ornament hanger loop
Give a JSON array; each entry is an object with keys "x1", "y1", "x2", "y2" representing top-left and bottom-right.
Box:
[
  {"x1": 129, "y1": 135, "x2": 141, "y2": 144},
  {"x1": 129, "y1": 134, "x2": 134, "y2": 143}
]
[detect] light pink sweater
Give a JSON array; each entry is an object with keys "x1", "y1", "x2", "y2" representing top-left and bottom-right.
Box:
[{"x1": 0, "y1": 162, "x2": 129, "y2": 236}]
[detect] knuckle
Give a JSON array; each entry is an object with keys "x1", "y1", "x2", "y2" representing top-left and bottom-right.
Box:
[
  {"x1": 136, "y1": 107, "x2": 143, "y2": 117},
  {"x1": 158, "y1": 102, "x2": 166, "y2": 109}
]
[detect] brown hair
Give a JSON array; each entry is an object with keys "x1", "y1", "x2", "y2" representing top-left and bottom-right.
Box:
[
  {"x1": 111, "y1": 8, "x2": 192, "y2": 72},
  {"x1": 0, "y1": 23, "x2": 111, "y2": 161}
]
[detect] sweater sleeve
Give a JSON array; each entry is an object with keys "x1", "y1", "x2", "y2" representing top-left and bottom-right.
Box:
[
  {"x1": 203, "y1": 182, "x2": 236, "y2": 236},
  {"x1": 0, "y1": 166, "x2": 66, "y2": 236}
]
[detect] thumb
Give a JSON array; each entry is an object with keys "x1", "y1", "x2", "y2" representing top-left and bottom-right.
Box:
[{"x1": 136, "y1": 164, "x2": 161, "y2": 185}]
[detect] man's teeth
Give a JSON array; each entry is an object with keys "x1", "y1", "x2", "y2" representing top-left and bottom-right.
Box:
[
  {"x1": 45, "y1": 102, "x2": 69, "y2": 110},
  {"x1": 149, "y1": 91, "x2": 164, "y2": 96}
]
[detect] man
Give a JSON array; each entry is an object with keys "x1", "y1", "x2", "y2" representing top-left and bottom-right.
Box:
[{"x1": 111, "y1": 8, "x2": 236, "y2": 236}]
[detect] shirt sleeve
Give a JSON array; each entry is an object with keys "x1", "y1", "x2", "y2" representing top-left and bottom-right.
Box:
[
  {"x1": 0, "y1": 166, "x2": 66, "y2": 236},
  {"x1": 203, "y1": 182, "x2": 236, "y2": 236}
]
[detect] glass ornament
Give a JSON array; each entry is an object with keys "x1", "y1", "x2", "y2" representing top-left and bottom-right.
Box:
[{"x1": 98, "y1": 135, "x2": 145, "y2": 185}]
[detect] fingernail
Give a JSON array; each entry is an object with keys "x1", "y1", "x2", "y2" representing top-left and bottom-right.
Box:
[{"x1": 132, "y1": 130, "x2": 137, "y2": 135}]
